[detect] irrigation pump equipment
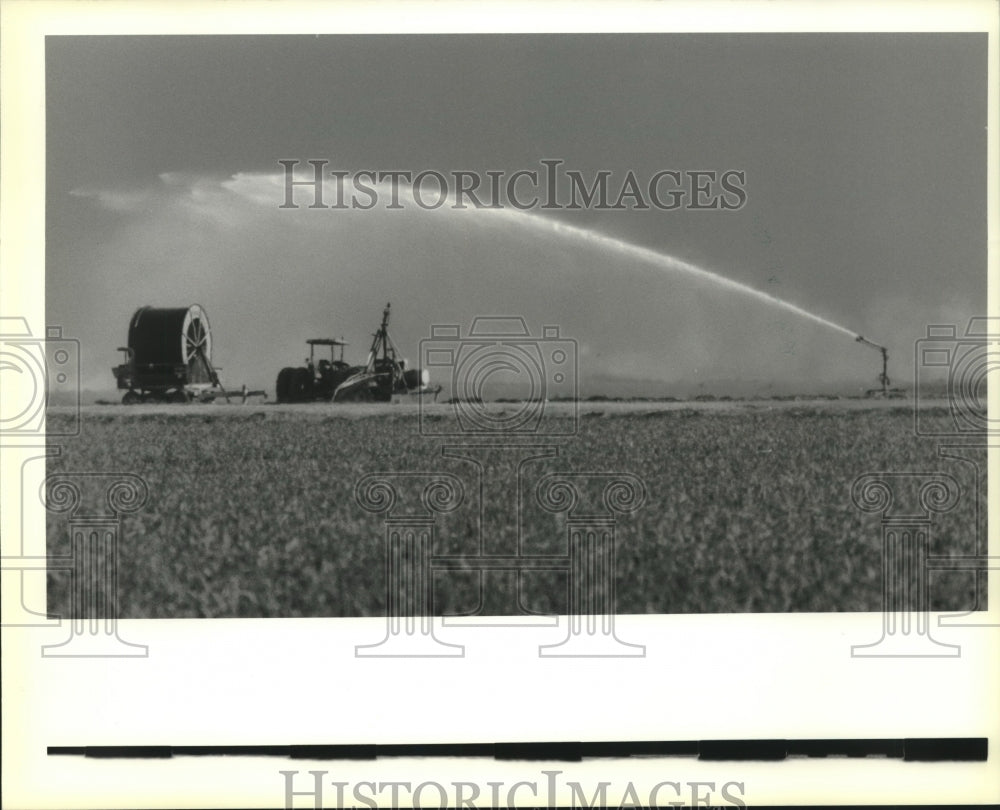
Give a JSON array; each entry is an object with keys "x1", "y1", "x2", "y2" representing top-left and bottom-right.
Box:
[
  {"x1": 274, "y1": 302, "x2": 440, "y2": 403},
  {"x1": 112, "y1": 304, "x2": 265, "y2": 404},
  {"x1": 855, "y1": 335, "x2": 890, "y2": 397}
]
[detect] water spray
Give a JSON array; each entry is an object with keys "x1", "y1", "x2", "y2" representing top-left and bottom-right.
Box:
[
  {"x1": 855, "y1": 335, "x2": 889, "y2": 396},
  {"x1": 353, "y1": 177, "x2": 861, "y2": 341}
]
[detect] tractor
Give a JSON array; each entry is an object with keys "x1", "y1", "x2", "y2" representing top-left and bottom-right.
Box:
[{"x1": 275, "y1": 303, "x2": 437, "y2": 403}]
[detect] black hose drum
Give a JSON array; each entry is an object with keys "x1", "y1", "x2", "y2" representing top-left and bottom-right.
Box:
[{"x1": 122, "y1": 304, "x2": 215, "y2": 388}]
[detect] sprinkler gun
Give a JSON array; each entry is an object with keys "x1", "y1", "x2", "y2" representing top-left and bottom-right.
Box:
[{"x1": 856, "y1": 335, "x2": 890, "y2": 395}]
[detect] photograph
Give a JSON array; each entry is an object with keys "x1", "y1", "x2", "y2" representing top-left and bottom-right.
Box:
[
  {"x1": 42, "y1": 31, "x2": 987, "y2": 619},
  {"x1": 2, "y1": 2, "x2": 998, "y2": 808}
]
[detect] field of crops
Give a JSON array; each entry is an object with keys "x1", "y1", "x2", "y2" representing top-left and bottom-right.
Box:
[{"x1": 45, "y1": 402, "x2": 984, "y2": 617}]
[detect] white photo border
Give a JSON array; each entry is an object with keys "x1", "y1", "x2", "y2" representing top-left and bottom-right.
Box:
[{"x1": 2, "y1": 1, "x2": 998, "y2": 807}]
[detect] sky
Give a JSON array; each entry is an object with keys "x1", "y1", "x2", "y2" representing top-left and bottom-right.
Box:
[{"x1": 45, "y1": 33, "x2": 987, "y2": 396}]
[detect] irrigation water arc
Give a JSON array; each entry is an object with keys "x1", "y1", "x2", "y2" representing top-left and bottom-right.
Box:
[
  {"x1": 475, "y1": 205, "x2": 859, "y2": 340},
  {"x1": 370, "y1": 177, "x2": 860, "y2": 341}
]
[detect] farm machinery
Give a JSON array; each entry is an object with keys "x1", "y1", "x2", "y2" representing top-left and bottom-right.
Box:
[
  {"x1": 855, "y1": 335, "x2": 904, "y2": 397},
  {"x1": 275, "y1": 303, "x2": 439, "y2": 403},
  {"x1": 112, "y1": 305, "x2": 265, "y2": 404}
]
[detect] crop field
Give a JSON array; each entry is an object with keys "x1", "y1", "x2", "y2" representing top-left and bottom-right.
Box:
[{"x1": 45, "y1": 401, "x2": 984, "y2": 618}]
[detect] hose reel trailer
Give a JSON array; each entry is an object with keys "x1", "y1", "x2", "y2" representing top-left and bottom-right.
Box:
[{"x1": 112, "y1": 305, "x2": 264, "y2": 404}]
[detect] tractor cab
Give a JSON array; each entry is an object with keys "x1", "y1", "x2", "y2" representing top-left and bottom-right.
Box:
[{"x1": 306, "y1": 338, "x2": 349, "y2": 370}]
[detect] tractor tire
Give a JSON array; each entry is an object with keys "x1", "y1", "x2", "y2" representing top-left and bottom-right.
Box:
[
  {"x1": 403, "y1": 368, "x2": 428, "y2": 391},
  {"x1": 169, "y1": 389, "x2": 191, "y2": 404},
  {"x1": 290, "y1": 367, "x2": 312, "y2": 402},
  {"x1": 122, "y1": 390, "x2": 141, "y2": 405},
  {"x1": 276, "y1": 367, "x2": 295, "y2": 403}
]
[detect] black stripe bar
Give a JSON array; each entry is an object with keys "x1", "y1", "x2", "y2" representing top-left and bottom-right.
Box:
[
  {"x1": 47, "y1": 738, "x2": 987, "y2": 761},
  {"x1": 290, "y1": 745, "x2": 377, "y2": 760},
  {"x1": 788, "y1": 739, "x2": 904, "y2": 758},
  {"x1": 55, "y1": 746, "x2": 173, "y2": 759},
  {"x1": 699, "y1": 740, "x2": 787, "y2": 760},
  {"x1": 495, "y1": 742, "x2": 582, "y2": 761},
  {"x1": 904, "y1": 737, "x2": 989, "y2": 761}
]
